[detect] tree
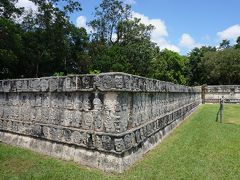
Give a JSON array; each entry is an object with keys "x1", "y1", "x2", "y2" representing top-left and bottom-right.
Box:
[
  {"x1": 202, "y1": 48, "x2": 240, "y2": 85},
  {"x1": 150, "y1": 49, "x2": 187, "y2": 85},
  {"x1": 89, "y1": 0, "x2": 131, "y2": 44},
  {"x1": 0, "y1": 0, "x2": 23, "y2": 19},
  {"x1": 0, "y1": 0, "x2": 91, "y2": 79},
  {"x1": 0, "y1": 18, "x2": 24, "y2": 79},
  {"x1": 89, "y1": 0, "x2": 156, "y2": 76},
  {"x1": 219, "y1": 39, "x2": 231, "y2": 50},
  {"x1": 186, "y1": 46, "x2": 216, "y2": 85},
  {"x1": 235, "y1": 36, "x2": 240, "y2": 49}
]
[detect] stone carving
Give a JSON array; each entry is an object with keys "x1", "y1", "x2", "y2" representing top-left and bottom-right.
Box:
[
  {"x1": 135, "y1": 130, "x2": 142, "y2": 143},
  {"x1": 93, "y1": 76, "x2": 101, "y2": 88},
  {"x1": 124, "y1": 134, "x2": 133, "y2": 149},
  {"x1": 63, "y1": 110, "x2": 73, "y2": 126},
  {"x1": 82, "y1": 76, "x2": 91, "y2": 89},
  {"x1": 35, "y1": 94, "x2": 42, "y2": 107},
  {"x1": 63, "y1": 129, "x2": 72, "y2": 142},
  {"x1": 65, "y1": 93, "x2": 74, "y2": 109},
  {"x1": 41, "y1": 108, "x2": 49, "y2": 123},
  {"x1": 83, "y1": 94, "x2": 91, "y2": 111},
  {"x1": 42, "y1": 94, "x2": 50, "y2": 107},
  {"x1": 83, "y1": 112, "x2": 93, "y2": 130},
  {"x1": 0, "y1": 72, "x2": 202, "y2": 172},
  {"x1": 102, "y1": 135, "x2": 112, "y2": 151},
  {"x1": 16, "y1": 81, "x2": 22, "y2": 91},
  {"x1": 32, "y1": 124, "x2": 42, "y2": 137},
  {"x1": 72, "y1": 132, "x2": 88, "y2": 145},
  {"x1": 75, "y1": 95, "x2": 83, "y2": 110},
  {"x1": 72, "y1": 110, "x2": 82, "y2": 128},
  {"x1": 94, "y1": 111, "x2": 102, "y2": 130},
  {"x1": 124, "y1": 75, "x2": 131, "y2": 90},
  {"x1": 42, "y1": 126, "x2": 51, "y2": 138},
  {"x1": 115, "y1": 138, "x2": 125, "y2": 152},
  {"x1": 12, "y1": 121, "x2": 18, "y2": 132},
  {"x1": 3, "y1": 81, "x2": 11, "y2": 92},
  {"x1": 72, "y1": 131, "x2": 81, "y2": 144},
  {"x1": 32, "y1": 79, "x2": 40, "y2": 92},
  {"x1": 22, "y1": 80, "x2": 28, "y2": 91},
  {"x1": 95, "y1": 135, "x2": 103, "y2": 149},
  {"x1": 104, "y1": 110, "x2": 116, "y2": 132},
  {"x1": 93, "y1": 96, "x2": 102, "y2": 110},
  {"x1": 50, "y1": 78, "x2": 58, "y2": 92},
  {"x1": 30, "y1": 108, "x2": 36, "y2": 121},
  {"x1": 0, "y1": 107, "x2": 3, "y2": 118},
  {"x1": 64, "y1": 77, "x2": 71, "y2": 91},
  {"x1": 40, "y1": 79, "x2": 49, "y2": 91},
  {"x1": 49, "y1": 109, "x2": 59, "y2": 124},
  {"x1": 102, "y1": 75, "x2": 112, "y2": 89},
  {"x1": 115, "y1": 76, "x2": 123, "y2": 89}
]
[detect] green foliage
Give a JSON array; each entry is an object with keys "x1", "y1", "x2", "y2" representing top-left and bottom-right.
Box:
[
  {"x1": 89, "y1": 1, "x2": 156, "y2": 77},
  {"x1": 235, "y1": 36, "x2": 240, "y2": 49},
  {"x1": 1, "y1": 0, "x2": 240, "y2": 86},
  {"x1": 89, "y1": 0, "x2": 131, "y2": 44},
  {"x1": 53, "y1": 72, "x2": 65, "y2": 76},
  {"x1": 219, "y1": 39, "x2": 231, "y2": 50},
  {"x1": 0, "y1": 0, "x2": 23, "y2": 19},
  {"x1": 89, "y1": 70, "x2": 101, "y2": 74},
  {"x1": 0, "y1": 18, "x2": 23, "y2": 79},
  {"x1": 150, "y1": 49, "x2": 187, "y2": 84},
  {"x1": 202, "y1": 48, "x2": 240, "y2": 84},
  {"x1": 185, "y1": 46, "x2": 216, "y2": 85}
]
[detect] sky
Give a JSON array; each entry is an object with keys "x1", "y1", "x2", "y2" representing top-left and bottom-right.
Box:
[{"x1": 16, "y1": 0, "x2": 240, "y2": 55}]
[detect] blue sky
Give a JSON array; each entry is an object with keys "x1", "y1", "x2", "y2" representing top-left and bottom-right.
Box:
[
  {"x1": 73, "y1": 0, "x2": 240, "y2": 54},
  {"x1": 17, "y1": 0, "x2": 240, "y2": 54}
]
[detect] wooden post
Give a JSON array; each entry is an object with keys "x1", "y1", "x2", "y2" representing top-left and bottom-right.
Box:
[
  {"x1": 220, "y1": 96, "x2": 224, "y2": 123},
  {"x1": 201, "y1": 84, "x2": 207, "y2": 104}
]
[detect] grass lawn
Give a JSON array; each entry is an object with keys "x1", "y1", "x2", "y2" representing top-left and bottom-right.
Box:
[{"x1": 0, "y1": 104, "x2": 240, "y2": 179}]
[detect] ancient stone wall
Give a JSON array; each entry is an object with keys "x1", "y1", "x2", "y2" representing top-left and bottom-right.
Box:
[
  {"x1": 0, "y1": 72, "x2": 202, "y2": 172},
  {"x1": 203, "y1": 85, "x2": 240, "y2": 103}
]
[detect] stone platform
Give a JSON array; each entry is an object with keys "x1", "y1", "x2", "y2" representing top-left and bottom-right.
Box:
[{"x1": 0, "y1": 72, "x2": 202, "y2": 172}]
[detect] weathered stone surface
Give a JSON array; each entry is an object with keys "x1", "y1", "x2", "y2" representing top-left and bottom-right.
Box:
[
  {"x1": 204, "y1": 85, "x2": 240, "y2": 103},
  {"x1": 0, "y1": 72, "x2": 202, "y2": 173}
]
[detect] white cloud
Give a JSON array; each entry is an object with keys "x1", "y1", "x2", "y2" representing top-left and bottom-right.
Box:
[
  {"x1": 179, "y1": 33, "x2": 201, "y2": 49},
  {"x1": 76, "y1": 16, "x2": 92, "y2": 33},
  {"x1": 15, "y1": 0, "x2": 38, "y2": 12},
  {"x1": 217, "y1": 24, "x2": 240, "y2": 40},
  {"x1": 132, "y1": 11, "x2": 168, "y2": 37},
  {"x1": 123, "y1": 0, "x2": 136, "y2": 5},
  {"x1": 157, "y1": 38, "x2": 180, "y2": 52},
  {"x1": 132, "y1": 11, "x2": 179, "y2": 52}
]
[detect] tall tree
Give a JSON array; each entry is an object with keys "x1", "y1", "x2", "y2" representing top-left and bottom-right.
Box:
[
  {"x1": 19, "y1": 0, "x2": 85, "y2": 77},
  {"x1": 150, "y1": 49, "x2": 187, "y2": 85},
  {"x1": 202, "y1": 48, "x2": 240, "y2": 84},
  {"x1": 186, "y1": 46, "x2": 216, "y2": 85},
  {"x1": 0, "y1": 18, "x2": 23, "y2": 79},
  {"x1": 235, "y1": 36, "x2": 240, "y2": 49},
  {"x1": 0, "y1": 0, "x2": 23, "y2": 19},
  {"x1": 89, "y1": 0, "x2": 156, "y2": 76},
  {"x1": 89, "y1": 0, "x2": 131, "y2": 44},
  {"x1": 219, "y1": 39, "x2": 231, "y2": 50}
]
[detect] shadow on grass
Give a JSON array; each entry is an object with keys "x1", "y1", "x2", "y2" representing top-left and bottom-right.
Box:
[
  {"x1": 215, "y1": 107, "x2": 220, "y2": 122},
  {"x1": 215, "y1": 105, "x2": 239, "y2": 125}
]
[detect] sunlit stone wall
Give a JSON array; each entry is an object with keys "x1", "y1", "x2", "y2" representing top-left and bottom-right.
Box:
[
  {"x1": 204, "y1": 85, "x2": 240, "y2": 103},
  {"x1": 0, "y1": 72, "x2": 202, "y2": 172}
]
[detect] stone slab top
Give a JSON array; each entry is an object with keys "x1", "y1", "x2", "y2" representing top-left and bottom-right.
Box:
[
  {"x1": 0, "y1": 72, "x2": 201, "y2": 93},
  {"x1": 204, "y1": 85, "x2": 240, "y2": 93}
]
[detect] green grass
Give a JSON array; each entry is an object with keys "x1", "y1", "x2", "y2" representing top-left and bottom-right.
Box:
[{"x1": 1, "y1": 104, "x2": 240, "y2": 179}]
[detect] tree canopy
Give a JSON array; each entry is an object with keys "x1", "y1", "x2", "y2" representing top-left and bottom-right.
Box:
[{"x1": 1, "y1": 0, "x2": 240, "y2": 86}]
